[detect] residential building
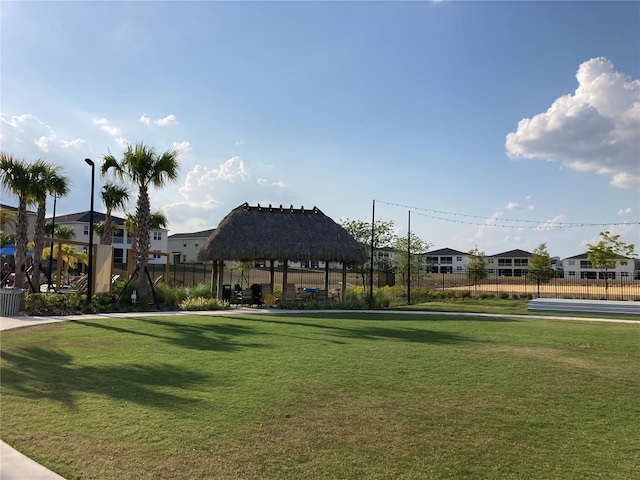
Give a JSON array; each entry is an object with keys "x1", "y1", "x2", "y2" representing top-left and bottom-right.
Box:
[
  {"x1": 53, "y1": 211, "x2": 168, "y2": 264},
  {"x1": 0, "y1": 203, "x2": 37, "y2": 240},
  {"x1": 486, "y1": 249, "x2": 532, "y2": 277},
  {"x1": 167, "y1": 229, "x2": 214, "y2": 264},
  {"x1": 423, "y1": 248, "x2": 468, "y2": 273},
  {"x1": 562, "y1": 253, "x2": 636, "y2": 279}
]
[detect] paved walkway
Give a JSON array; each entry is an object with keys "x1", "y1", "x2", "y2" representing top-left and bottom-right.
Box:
[{"x1": 1, "y1": 308, "x2": 638, "y2": 479}]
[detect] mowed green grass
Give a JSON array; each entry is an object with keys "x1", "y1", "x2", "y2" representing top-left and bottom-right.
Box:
[{"x1": 1, "y1": 313, "x2": 638, "y2": 479}]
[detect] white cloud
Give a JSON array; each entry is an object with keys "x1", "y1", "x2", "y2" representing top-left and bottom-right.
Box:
[
  {"x1": 93, "y1": 117, "x2": 128, "y2": 147},
  {"x1": 160, "y1": 157, "x2": 291, "y2": 233},
  {"x1": 235, "y1": 139, "x2": 245, "y2": 146},
  {"x1": 35, "y1": 135, "x2": 51, "y2": 152},
  {"x1": 535, "y1": 214, "x2": 566, "y2": 231},
  {"x1": 1, "y1": 113, "x2": 86, "y2": 154},
  {"x1": 155, "y1": 114, "x2": 178, "y2": 126},
  {"x1": 505, "y1": 202, "x2": 520, "y2": 211},
  {"x1": 506, "y1": 57, "x2": 640, "y2": 189},
  {"x1": 139, "y1": 115, "x2": 151, "y2": 126},
  {"x1": 618, "y1": 207, "x2": 632, "y2": 215},
  {"x1": 60, "y1": 138, "x2": 86, "y2": 149},
  {"x1": 172, "y1": 141, "x2": 192, "y2": 154}
]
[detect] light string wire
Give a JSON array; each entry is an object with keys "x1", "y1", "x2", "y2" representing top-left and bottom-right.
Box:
[{"x1": 375, "y1": 200, "x2": 640, "y2": 230}]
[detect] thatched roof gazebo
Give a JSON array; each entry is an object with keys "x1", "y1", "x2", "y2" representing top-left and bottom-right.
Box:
[{"x1": 198, "y1": 203, "x2": 366, "y2": 301}]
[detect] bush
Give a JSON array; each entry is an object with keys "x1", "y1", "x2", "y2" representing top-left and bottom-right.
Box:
[
  {"x1": 24, "y1": 292, "x2": 85, "y2": 316},
  {"x1": 179, "y1": 296, "x2": 230, "y2": 311}
]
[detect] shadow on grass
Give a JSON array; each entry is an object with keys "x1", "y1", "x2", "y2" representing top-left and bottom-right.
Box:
[
  {"x1": 254, "y1": 317, "x2": 471, "y2": 345},
  {"x1": 1, "y1": 346, "x2": 214, "y2": 411},
  {"x1": 74, "y1": 317, "x2": 266, "y2": 352}
]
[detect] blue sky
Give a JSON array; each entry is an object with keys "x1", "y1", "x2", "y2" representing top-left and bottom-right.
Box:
[{"x1": 1, "y1": 0, "x2": 638, "y2": 259}]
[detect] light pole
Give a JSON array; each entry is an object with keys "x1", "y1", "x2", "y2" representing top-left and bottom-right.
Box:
[
  {"x1": 47, "y1": 191, "x2": 57, "y2": 291},
  {"x1": 85, "y1": 158, "x2": 95, "y2": 303}
]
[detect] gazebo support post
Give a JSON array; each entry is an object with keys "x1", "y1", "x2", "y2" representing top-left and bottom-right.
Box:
[
  {"x1": 282, "y1": 260, "x2": 288, "y2": 299},
  {"x1": 324, "y1": 261, "x2": 330, "y2": 291},
  {"x1": 341, "y1": 263, "x2": 347, "y2": 302},
  {"x1": 270, "y1": 260, "x2": 275, "y2": 295},
  {"x1": 210, "y1": 261, "x2": 218, "y2": 298},
  {"x1": 218, "y1": 261, "x2": 224, "y2": 300}
]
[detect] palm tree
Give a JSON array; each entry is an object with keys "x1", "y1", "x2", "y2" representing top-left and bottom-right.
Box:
[
  {"x1": 43, "y1": 244, "x2": 88, "y2": 285},
  {"x1": 101, "y1": 142, "x2": 179, "y2": 303},
  {"x1": 99, "y1": 182, "x2": 129, "y2": 245},
  {"x1": 0, "y1": 153, "x2": 37, "y2": 289},
  {"x1": 30, "y1": 161, "x2": 70, "y2": 291}
]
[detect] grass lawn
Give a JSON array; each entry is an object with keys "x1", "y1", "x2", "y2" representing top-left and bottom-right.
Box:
[{"x1": 1, "y1": 312, "x2": 639, "y2": 479}]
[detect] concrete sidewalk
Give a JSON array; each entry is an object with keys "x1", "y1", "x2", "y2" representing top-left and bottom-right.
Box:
[{"x1": 1, "y1": 308, "x2": 638, "y2": 479}]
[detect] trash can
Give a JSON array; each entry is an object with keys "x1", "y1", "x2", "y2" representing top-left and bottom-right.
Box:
[
  {"x1": 0, "y1": 287, "x2": 24, "y2": 316},
  {"x1": 221, "y1": 284, "x2": 232, "y2": 302}
]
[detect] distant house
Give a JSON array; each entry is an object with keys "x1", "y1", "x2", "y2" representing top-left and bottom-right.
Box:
[
  {"x1": 1, "y1": 203, "x2": 37, "y2": 240},
  {"x1": 53, "y1": 211, "x2": 168, "y2": 264},
  {"x1": 423, "y1": 248, "x2": 468, "y2": 273},
  {"x1": 562, "y1": 253, "x2": 636, "y2": 279},
  {"x1": 167, "y1": 229, "x2": 215, "y2": 264},
  {"x1": 486, "y1": 249, "x2": 532, "y2": 277}
]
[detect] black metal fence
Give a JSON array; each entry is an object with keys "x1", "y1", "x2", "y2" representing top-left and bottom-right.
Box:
[{"x1": 111, "y1": 263, "x2": 640, "y2": 301}]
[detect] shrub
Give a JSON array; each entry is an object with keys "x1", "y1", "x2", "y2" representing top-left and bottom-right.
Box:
[
  {"x1": 179, "y1": 297, "x2": 229, "y2": 311},
  {"x1": 24, "y1": 292, "x2": 85, "y2": 316}
]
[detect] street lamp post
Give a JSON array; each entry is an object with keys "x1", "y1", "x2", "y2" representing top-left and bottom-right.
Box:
[
  {"x1": 47, "y1": 192, "x2": 57, "y2": 291},
  {"x1": 85, "y1": 158, "x2": 95, "y2": 303}
]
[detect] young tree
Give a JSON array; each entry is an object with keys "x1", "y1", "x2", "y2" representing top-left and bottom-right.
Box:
[
  {"x1": 586, "y1": 231, "x2": 636, "y2": 298},
  {"x1": 99, "y1": 182, "x2": 130, "y2": 245},
  {"x1": 528, "y1": 243, "x2": 554, "y2": 298},
  {"x1": 341, "y1": 218, "x2": 397, "y2": 284},
  {"x1": 101, "y1": 142, "x2": 180, "y2": 304},
  {"x1": 393, "y1": 233, "x2": 430, "y2": 285},
  {"x1": 0, "y1": 153, "x2": 38, "y2": 289},
  {"x1": 467, "y1": 247, "x2": 487, "y2": 294}
]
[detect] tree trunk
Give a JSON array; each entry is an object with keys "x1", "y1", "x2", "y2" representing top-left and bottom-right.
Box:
[
  {"x1": 31, "y1": 200, "x2": 47, "y2": 292},
  {"x1": 136, "y1": 186, "x2": 151, "y2": 304},
  {"x1": 13, "y1": 199, "x2": 29, "y2": 289}
]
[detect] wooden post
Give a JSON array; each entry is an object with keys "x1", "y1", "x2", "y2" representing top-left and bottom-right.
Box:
[
  {"x1": 218, "y1": 261, "x2": 224, "y2": 299},
  {"x1": 324, "y1": 261, "x2": 330, "y2": 291},
  {"x1": 210, "y1": 261, "x2": 218, "y2": 297},
  {"x1": 342, "y1": 263, "x2": 347, "y2": 302},
  {"x1": 282, "y1": 260, "x2": 288, "y2": 299},
  {"x1": 270, "y1": 260, "x2": 275, "y2": 294}
]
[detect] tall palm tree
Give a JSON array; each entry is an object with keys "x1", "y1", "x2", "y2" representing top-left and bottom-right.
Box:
[
  {"x1": 30, "y1": 161, "x2": 70, "y2": 291},
  {"x1": 124, "y1": 210, "x2": 168, "y2": 236},
  {"x1": 101, "y1": 142, "x2": 179, "y2": 304},
  {"x1": 0, "y1": 153, "x2": 37, "y2": 289},
  {"x1": 99, "y1": 182, "x2": 129, "y2": 245}
]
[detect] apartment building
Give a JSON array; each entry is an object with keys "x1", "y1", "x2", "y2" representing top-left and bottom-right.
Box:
[
  {"x1": 53, "y1": 211, "x2": 168, "y2": 264},
  {"x1": 562, "y1": 253, "x2": 636, "y2": 279},
  {"x1": 423, "y1": 248, "x2": 468, "y2": 273},
  {"x1": 485, "y1": 249, "x2": 532, "y2": 277},
  {"x1": 168, "y1": 229, "x2": 215, "y2": 264}
]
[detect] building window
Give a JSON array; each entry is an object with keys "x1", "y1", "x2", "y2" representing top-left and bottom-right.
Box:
[
  {"x1": 580, "y1": 260, "x2": 593, "y2": 269},
  {"x1": 488, "y1": 259, "x2": 494, "y2": 264},
  {"x1": 153, "y1": 231, "x2": 162, "y2": 241},
  {"x1": 195, "y1": 241, "x2": 199, "y2": 247},
  {"x1": 498, "y1": 259, "x2": 512, "y2": 266},
  {"x1": 183, "y1": 241, "x2": 187, "y2": 247},
  {"x1": 456, "y1": 256, "x2": 462, "y2": 262},
  {"x1": 83, "y1": 225, "x2": 89, "y2": 235},
  {"x1": 151, "y1": 250, "x2": 161, "y2": 259},
  {"x1": 514, "y1": 259, "x2": 528, "y2": 266},
  {"x1": 440, "y1": 256, "x2": 452, "y2": 264},
  {"x1": 568, "y1": 260, "x2": 575, "y2": 266}
]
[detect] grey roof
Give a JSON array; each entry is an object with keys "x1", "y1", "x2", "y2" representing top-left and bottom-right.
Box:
[
  {"x1": 168, "y1": 229, "x2": 215, "y2": 239},
  {"x1": 197, "y1": 203, "x2": 366, "y2": 263},
  {"x1": 425, "y1": 248, "x2": 467, "y2": 256},
  {"x1": 488, "y1": 249, "x2": 532, "y2": 258},
  {"x1": 53, "y1": 211, "x2": 124, "y2": 225}
]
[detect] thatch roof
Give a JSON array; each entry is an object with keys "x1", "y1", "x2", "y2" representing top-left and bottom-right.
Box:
[{"x1": 197, "y1": 203, "x2": 366, "y2": 264}]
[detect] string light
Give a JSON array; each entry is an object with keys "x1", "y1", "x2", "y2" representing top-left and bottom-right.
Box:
[{"x1": 375, "y1": 200, "x2": 639, "y2": 230}]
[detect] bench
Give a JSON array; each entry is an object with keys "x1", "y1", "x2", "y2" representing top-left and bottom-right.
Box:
[{"x1": 528, "y1": 298, "x2": 640, "y2": 316}]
